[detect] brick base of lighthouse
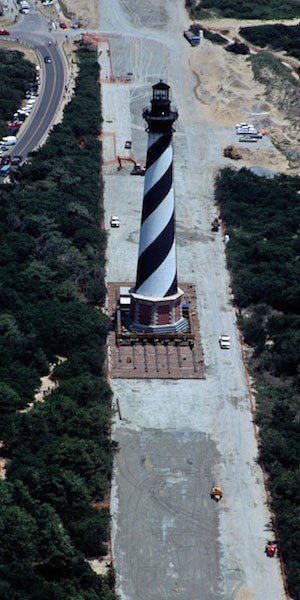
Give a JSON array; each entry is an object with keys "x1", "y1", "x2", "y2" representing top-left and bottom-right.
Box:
[
  {"x1": 129, "y1": 288, "x2": 188, "y2": 334},
  {"x1": 107, "y1": 282, "x2": 205, "y2": 379}
]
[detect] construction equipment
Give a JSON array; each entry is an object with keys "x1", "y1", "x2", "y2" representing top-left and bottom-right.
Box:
[
  {"x1": 131, "y1": 163, "x2": 146, "y2": 176},
  {"x1": 211, "y1": 217, "x2": 220, "y2": 232},
  {"x1": 223, "y1": 146, "x2": 242, "y2": 160},
  {"x1": 117, "y1": 156, "x2": 145, "y2": 175},
  {"x1": 265, "y1": 542, "x2": 276, "y2": 558},
  {"x1": 184, "y1": 29, "x2": 201, "y2": 46},
  {"x1": 210, "y1": 485, "x2": 223, "y2": 502}
]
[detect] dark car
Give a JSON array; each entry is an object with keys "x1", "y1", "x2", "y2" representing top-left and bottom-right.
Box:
[
  {"x1": 0, "y1": 29, "x2": 10, "y2": 35},
  {"x1": 44, "y1": 56, "x2": 52, "y2": 64},
  {"x1": 59, "y1": 22, "x2": 67, "y2": 29},
  {"x1": 16, "y1": 114, "x2": 26, "y2": 122},
  {"x1": 125, "y1": 140, "x2": 132, "y2": 149},
  {"x1": 11, "y1": 155, "x2": 23, "y2": 166},
  {"x1": 7, "y1": 128, "x2": 19, "y2": 136}
]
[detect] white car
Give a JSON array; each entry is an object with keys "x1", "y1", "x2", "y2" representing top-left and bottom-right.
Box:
[
  {"x1": 219, "y1": 334, "x2": 231, "y2": 349},
  {"x1": 110, "y1": 216, "x2": 120, "y2": 228}
]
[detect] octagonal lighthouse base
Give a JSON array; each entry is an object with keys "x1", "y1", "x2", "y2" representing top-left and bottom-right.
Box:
[{"x1": 129, "y1": 288, "x2": 188, "y2": 334}]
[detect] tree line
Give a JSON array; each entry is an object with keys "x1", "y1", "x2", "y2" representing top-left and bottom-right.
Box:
[
  {"x1": 241, "y1": 23, "x2": 300, "y2": 61},
  {"x1": 185, "y1": 0, "x2": 300, "y2": 20},
  {"x1": 216, "y1": 167, "x2": 300, "y2": 599},
  {"x1": 0, "y1": 49, "x2": 36, "y2": 139},
  {"x1": 0, "y1": 42, "x2": 117, "y2": 599}
]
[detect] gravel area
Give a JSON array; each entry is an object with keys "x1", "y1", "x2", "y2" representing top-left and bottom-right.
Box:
[{"x1": 98, "y1": 0, "x2": 287, "y2": 598}]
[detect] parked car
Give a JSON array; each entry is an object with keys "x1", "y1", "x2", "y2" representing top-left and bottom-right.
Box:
[
  {"x1": 11, "y1": 155, "x2": 23, "y2": 166},
  {"x1": 0, "y1": 155, "x2": 11, "y2": 166},
  {"x1": 16, "y1": 112, "x2": 27, "y2": 120},
  {"x1": 0, "y1": 29, "x2": 10, "y2": 35},
  {"x1": 125, "y1": 140, "x2": 132, "y2": 149},
  {"x1": 7, "y1": 122, "x2": 21, "y2": 130},
  {"x1": 59, "y1": 22, "x2": 67, "y2": 29},
  {"x1": 2, "y1": 136, "x2": 17, "y2": 146},
  {"x1": 0, "y1": 165, "x2": 11, "y2": 177},
  {"x1": 7, "y1": 128, "x2": 19, "y2": 136},
  {"x1": 110, "y1": 216, "x2": 120, "y2": 228}
]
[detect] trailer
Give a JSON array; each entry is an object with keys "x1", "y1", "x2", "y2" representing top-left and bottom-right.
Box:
[{"x1": 184, "y1": 29, "x2": 201, "y2": 46}]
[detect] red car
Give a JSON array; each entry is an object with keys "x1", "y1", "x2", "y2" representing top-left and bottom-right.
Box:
[
  {"x1": 0, "y1": 29, "x2": 10, "y2": 35},
  {"x1": 8, "y1": 122, "x2": 21, "y2": 130},
  {"x1": 59, "y1": 22, "x2": 67, "y2": 29}
]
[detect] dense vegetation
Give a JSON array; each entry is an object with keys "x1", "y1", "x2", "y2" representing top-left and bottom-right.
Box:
[
  {"x1": 249, "y1": 52, "x2": 297, "y2": 88},
  {"x1": 225, "y1": 42, "x2": 249, "y2": 55},
  {"x1": 0, "y1": 44, "x2": 116, "y2": 599},
  {"x1": 241, "y1": 23, "x2": 300, "y2": 61},
  {"x1": 0, "y1": 49, "x2": 36, "y2": 139},
  {"x1": 216, "y1": 167, "x2": 300, "y2": 599},
  {"x1": 185, "y1": 0, "x2": 300, "y2": 20}
]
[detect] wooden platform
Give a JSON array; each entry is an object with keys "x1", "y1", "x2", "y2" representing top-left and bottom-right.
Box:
[{"x1": 107, "y1": 283, "x2": 205, "y2": 380}]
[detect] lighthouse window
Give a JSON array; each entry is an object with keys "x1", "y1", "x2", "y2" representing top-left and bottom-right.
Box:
[{"x1": 154, "y1": 90, "x2": 168, "y2": 101}]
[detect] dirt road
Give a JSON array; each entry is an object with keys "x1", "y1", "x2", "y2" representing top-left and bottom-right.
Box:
[{"x1": 96, "y1": 0, "x2": 287, "y2": 599}]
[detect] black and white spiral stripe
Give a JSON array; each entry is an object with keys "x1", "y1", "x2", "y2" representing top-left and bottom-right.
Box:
[{"x1": 135, "y1": 132, "x2": 177, "y2": 297}]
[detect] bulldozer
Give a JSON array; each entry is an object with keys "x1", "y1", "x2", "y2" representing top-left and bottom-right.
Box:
[
  {"x1": 210, "y1": 485, "x2": 223, "y2": 502},
  {"x1": 223, "y1": 146, "x2": 242, "y2": 160}
]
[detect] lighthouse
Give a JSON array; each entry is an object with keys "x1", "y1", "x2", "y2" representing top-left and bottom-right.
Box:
[{"x1": 130, "y1": 81, "x2": 188, "y2": 334}]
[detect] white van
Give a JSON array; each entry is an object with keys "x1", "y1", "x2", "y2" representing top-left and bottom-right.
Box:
[{"x1": 2, "y1": 136, "x2": 17, "y2": 146}]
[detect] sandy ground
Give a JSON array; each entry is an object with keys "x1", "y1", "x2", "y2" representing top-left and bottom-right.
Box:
[
  {"x1": 58, "y1": 0, "x2": 292, "y2": 598},
  {"x1": 95, "y1": 0, "x2": 287, "y2": 598},
  {"x1": 61, "y1": 0, "x2": 297, "y2": 173}
]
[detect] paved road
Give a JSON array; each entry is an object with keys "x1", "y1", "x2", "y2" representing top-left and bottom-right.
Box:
[
  {"x1": 2, "y1": 5, "x2": 66, "y2": 158},
  {"x1": 99, "y1": 0, "x2": 287, "y2": 599}
]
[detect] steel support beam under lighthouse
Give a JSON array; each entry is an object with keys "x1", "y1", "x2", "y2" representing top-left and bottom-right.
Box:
[{"x1": 130, "y1": 81, "x2": 188, "y2": 334}]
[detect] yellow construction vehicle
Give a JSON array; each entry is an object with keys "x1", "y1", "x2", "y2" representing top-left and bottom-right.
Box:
[{"x1": 210, "y1": 485, "x2": 223, "y2": 502}]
